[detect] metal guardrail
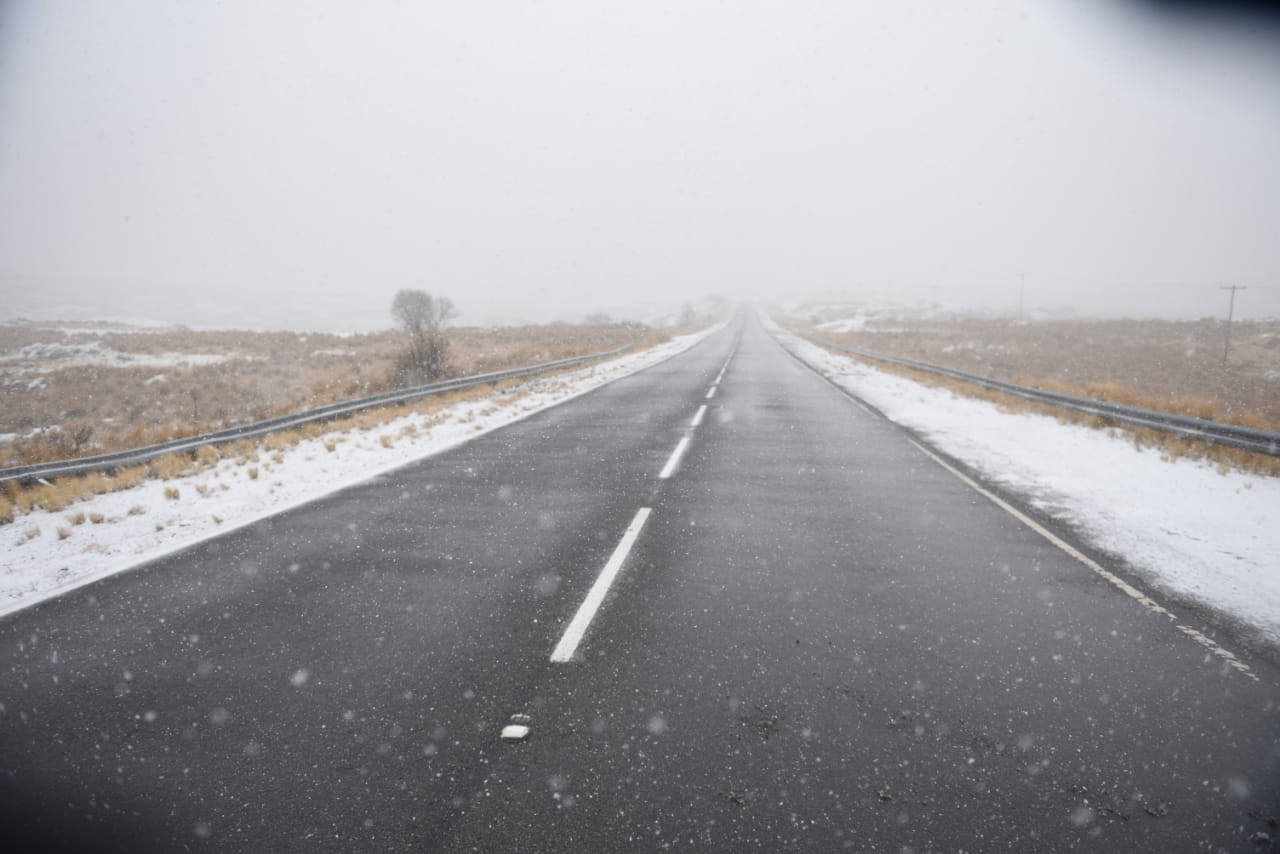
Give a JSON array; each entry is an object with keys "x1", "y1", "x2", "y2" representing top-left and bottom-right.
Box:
[
  {"x1": 0, "y1": 345, "x2": 633, "y2": 485},
  {"x1": 799, "y1": 333, "x2": 1280, "y2": 458}
]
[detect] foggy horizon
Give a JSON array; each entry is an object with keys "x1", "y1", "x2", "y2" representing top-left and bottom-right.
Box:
[{"x1": 2, "y1": 0, "x2": 1278, "y2": 331}]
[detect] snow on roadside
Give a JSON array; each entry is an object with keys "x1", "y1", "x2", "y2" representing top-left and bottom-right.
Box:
[
  {"x1": 0, "y1": 326, "x2": 722, "y2": 617},
  {"x1": 774, "y1": 325, "x2": 1280, "y2": 646}
]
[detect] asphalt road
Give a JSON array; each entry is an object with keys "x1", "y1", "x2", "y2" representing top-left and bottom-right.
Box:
[{"x1": 2, "y1": 314, "x2": 1277, "y2": 852}]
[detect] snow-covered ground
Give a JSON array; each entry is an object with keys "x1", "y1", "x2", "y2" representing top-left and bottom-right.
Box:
[
  {"x1": 772, "y1": 324, "x2": 1280, "y2": 647},
  {"x1": 0, "y1": 340, "x2": 240, "y2": 373},
  {"x1": 0, "y1": 326, "x2": 722, "y2": 617}
]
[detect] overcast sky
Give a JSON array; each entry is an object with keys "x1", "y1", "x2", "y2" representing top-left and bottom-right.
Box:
[{"x1": 1, "y1": 0, "x2": 1277, "y2": 330}]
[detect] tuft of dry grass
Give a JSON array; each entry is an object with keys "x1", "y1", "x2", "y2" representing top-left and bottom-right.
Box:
[
  {"x1": 164, "y1": 486, "x2": 180, "y2": 500},
  {"x1": 18, "y1": 525, "x2": 40, "y2": 544},
  {"x1": 113, "y1": 465, "x2": 148, "y2": 490},
  {"x1": 57, "y1": 526, "x2": 72, "y2": 540},
  {"x1": 247, "y1": 467, "x2": 259, "y2": 480},
  {"x1": 379, "y1": 435, "x2": 394, "y2": 449},
  {"x1": 195, "y1": 445, "x2": 220, "y2": 466},
  {"x1": 128, "y1": 504, "x2": 147, "y2": 515},
  {"x1": 212, "y1": 514, "x2": 223, "y2": 525},
  {"x1": 263, "y1": 430, "x2": 302, "y2": 453},
  {"x1": 324, "y1": 440, "x2": 337, "y2": 453},
  {"x1": 151, "y1": 453, "x2": 191, "y2": 481},
  {"x1": 89, "y1": 511, "x2": 104, "y2": 524},
  {"x1": 0, "y1": 495, "x2": 13, "y2": 525},
  {"x1": 67, "y1": 511, "x2": 86, "y2": 526}
]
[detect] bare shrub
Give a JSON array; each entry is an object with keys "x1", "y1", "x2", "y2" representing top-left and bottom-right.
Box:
[{"x1": 390, "y1": 290, "x2": 456, "y2": 386}]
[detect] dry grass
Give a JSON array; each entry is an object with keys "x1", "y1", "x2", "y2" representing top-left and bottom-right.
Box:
[
  {"x1": 150, "y1": 453, "x2": 191, "y2": 481},
  {"x1": 786, "y1": 311, "x2": 1280, "y2": 431},
  {"x1": 0, "y1": 319, "x2": 712, "y2": 524},
  {"x1": 0, "y1": 319, "x2": 672, "y2": 468},
  {"x1": 88, "y1": 511, "x2": 105, "y2": 524},
  {"x1": 114, "y1": 466, "x2": 149, "y2": 490},
  {"x1": 56, "y1": 526, "x2": 71, "y2": 540},
  {"x1": 67, "y1": 511, "x2": 86, "y2": 526},
  {"x1": 808, "y1": 337, "x2": 1280, "y2": 477}
]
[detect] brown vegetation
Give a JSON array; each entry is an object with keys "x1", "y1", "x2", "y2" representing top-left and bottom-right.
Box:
[
  {"x1": 0, "y1": 320, "x2": 658, "y2": 467},
  {"x1": 784, "y1": 312, "x2": 1280, "y2": 431},
  {"x1": 0, "y1": 316, "x2": 718, "y2": 523},
  {"x1": 793, "y1": 323, "x2": 1280, "y2": 477}
]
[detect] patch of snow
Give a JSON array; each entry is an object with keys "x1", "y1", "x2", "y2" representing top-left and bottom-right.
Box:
[
  {"x1": 26, "y1": 377, "x2": 45, "y2": 390},
  {"x1": 0, "y1": 341, "x2": 241, "y2": 372},
  {"x1": 771, "y1": 321, "x2": 1280, "y2": 646},
  {"x1": 144, "y1": 374, "x2": 167, "y2": 385},
  {"x1": 0, "y1": 325, "x2": 723, "y2": 617},
  {"x1": 309, "y1": 348, "x2": 348, "y2": 358},
  {"x1": 817, "y1": 317, "x2": 868, "y2": 333}
]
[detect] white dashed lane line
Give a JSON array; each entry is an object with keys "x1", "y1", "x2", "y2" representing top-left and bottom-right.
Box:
[
  {"x1": 550, "y1": 508, "x2": 652, "y2": 663},
  {"x1": 659, "y1": 437, "x2": 691, "y2": 480},
  {"x1": 549, "y1": 348, "x2": 734, "y2": 665}
]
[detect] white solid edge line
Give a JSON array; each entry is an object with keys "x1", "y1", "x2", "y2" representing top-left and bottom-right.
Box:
[
  {"x1": 550, "y1": 508, "x2": 652, "y2": 663},
  {"x1": 691, "y1": 405, "x2": 707, "y2": 427},
  {"x1": 706, "y1": 386, "x2": 717, "y2": 399},
  {"x1": 907, "y1": 439, "x2": 1257, "y2": 681},
  {"x1": 659, "y1": 436, "x2": 691, "y2": 479}
]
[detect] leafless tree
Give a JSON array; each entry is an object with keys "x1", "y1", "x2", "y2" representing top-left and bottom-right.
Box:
[{"x1": 390, "y1": 289, "x2": 457, "y2": 386}]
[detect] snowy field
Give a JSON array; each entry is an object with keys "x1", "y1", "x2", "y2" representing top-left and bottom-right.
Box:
[
  {"x1": 772, "y1": 323, "x2": 1280, "y2": 648},
  {"x1": 0, "y1": 339, "x2": 240, "y2": 373},
  {"x1": 0, "y1": 326, "x2": 721, "y2": 617}
]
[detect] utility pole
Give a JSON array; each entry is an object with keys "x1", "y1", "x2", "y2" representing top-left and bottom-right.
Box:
[
  {"x1": 1220, "y1": 285, "x2": 1247, "y2": 364},
  {"x1": 1017, "y1": 273, "x2": 1029, "y2": 318}
]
